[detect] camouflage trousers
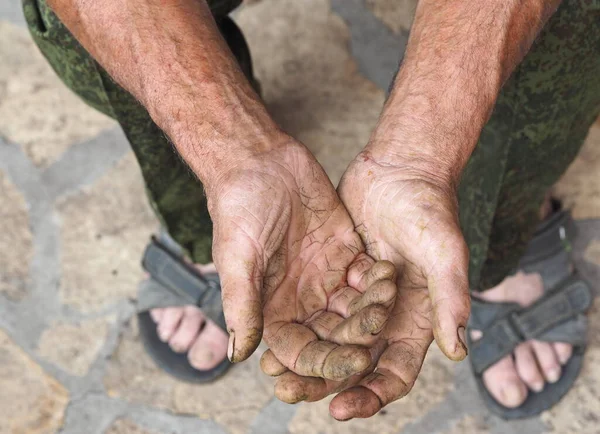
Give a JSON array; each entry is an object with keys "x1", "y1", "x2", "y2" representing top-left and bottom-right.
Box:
[{"x1": 23, "y1": 0, "x2": 600, "y2": 290}]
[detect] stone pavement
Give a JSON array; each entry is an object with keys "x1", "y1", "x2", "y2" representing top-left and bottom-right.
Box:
[{"x1": 1, "y1": 0, "x2": 599, "y2": 433}]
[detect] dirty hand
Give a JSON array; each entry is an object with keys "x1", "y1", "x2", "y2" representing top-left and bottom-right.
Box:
[
  {"x1": 265, "y1": 149, "x2": 471, "y2": 419},
  {"x1": 206, "y1": 133, "x2": 398, "y2": 381}
]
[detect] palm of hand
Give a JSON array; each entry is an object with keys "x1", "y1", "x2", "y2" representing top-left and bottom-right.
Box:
[
  {"x1": 209, "y1": 142, "x2": 397, "y2": 379},
  {"x1": 267, "y1": 153, "x2": 471, "y2": 420}
]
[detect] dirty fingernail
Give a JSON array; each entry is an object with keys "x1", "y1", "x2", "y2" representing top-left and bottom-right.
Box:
[
  {"x1": 227, "y1": 332, "x2": 235, "y2": 362},
  {"x1": 458, "y1": 326, "x2": 467, "y2": 351}
]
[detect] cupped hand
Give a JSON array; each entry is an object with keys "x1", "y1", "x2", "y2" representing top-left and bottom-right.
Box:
[
  {"x1": 207, "y1": 135, "x2": 398, "y2": 381},
  {"x1": 264, "y1": 151, "x2": 471, "y2": 419}
]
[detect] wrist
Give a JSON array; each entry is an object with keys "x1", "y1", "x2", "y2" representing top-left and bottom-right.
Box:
[
  {"x1": 146, "y1": 73, "x2": 285, "y2": 190},
  {"x1": 366, "y1": 81, "x2": 494, "y2": 187},
  {"x1": 169, "y1": 107, "x2": 286, "y2": 191}
]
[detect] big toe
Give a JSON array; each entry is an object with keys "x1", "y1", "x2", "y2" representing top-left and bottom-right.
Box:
[
  {"x1": 483, "y1": 355, "x2": 528, "y2": 408},
  {"x1": 188, "y1": 319, "x2": 229, "y2": 370}
]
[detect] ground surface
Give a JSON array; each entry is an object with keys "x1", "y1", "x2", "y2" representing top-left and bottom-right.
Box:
[{"x1": 1, "y1": 0, "x2": 600, "y2": 433}]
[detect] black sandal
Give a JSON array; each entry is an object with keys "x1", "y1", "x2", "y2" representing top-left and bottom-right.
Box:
[
  {"x1": 467, "y1": 206, "x2": 593, "y2": 419},
  {"x1": 136, "y1": 235, "x2": 231, "y2": 383}
]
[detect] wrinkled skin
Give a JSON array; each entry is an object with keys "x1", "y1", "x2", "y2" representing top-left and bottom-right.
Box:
[
  {"x1": 207, "y1": 137, "x2": 398, "y2": 380},
  {"x1": 264, "y1": 151, "x2": 472, "y2": 419}
]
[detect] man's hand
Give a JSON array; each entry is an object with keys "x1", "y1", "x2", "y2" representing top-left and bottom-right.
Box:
[
  {"x1": 261, "y1": 152, "x2": 470, "y2": 419},
  {"x1": 260, "y1": 0, "x2": 563, "y2": 418},
  {"x1": 47, "y1": 0, "x2": 399, "y2": 380},
  {"x1": 207, "y1": 134, "x2": 398, "y2": 378},
  {"x1": 333, "y1": 152, "x2": 471, "y2": 416}
]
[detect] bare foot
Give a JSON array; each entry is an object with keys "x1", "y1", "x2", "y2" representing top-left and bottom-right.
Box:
[
  {"x1": 471, "y1": 195, "x2": 573, "y2": 408},
  {"x1": 149, "y1": 263, "x2": 229, "y2": 370},
  {"x1": 471, "y1": 273, "x2": 573, "y2": 408}
]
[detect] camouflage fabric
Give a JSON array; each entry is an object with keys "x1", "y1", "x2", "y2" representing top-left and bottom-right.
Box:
[
  {"x1": 458, "y1": 0, "x2": 600, "y2": 290},
  {"x1": 23, "y1": 0, "x2": 600, "y2": 288},
  {"x1": 23, "y1": 0, "x2": 242, "y2": 264}
]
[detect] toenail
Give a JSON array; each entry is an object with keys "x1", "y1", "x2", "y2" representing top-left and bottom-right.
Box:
[
  {"x1": 531, "y1": 381, "x2": 544, "y2": 393},
  {"x1": 547, "y1": 368, "x2": 561, "y2": 383},
  {"x1": 191, "y1": 351, "x2": 214, "y2": 368},
  {"x1": 158, "y1": 328, "x2": 169, "y2": 341},
  {"x1": 171, "y1": 343, "x2": 185, "y2": 353},
  {"x1": 558, "y1": 354, "x2": 570, "y2": 366},
  {"x1": 502, "y1": 381, "x2": 525, "y2": 407}
]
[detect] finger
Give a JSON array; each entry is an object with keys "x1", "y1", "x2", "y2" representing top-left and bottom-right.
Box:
[
  {"x1": 327, "y1": 287, "x2": 362, "y2": 317},
  {"x1": 305, "y1": 312, "x2": 345, "y2": 339},
  {"x1": 346, "y1": 254, "x2": 376, "y2": 291},
  {"x1": 272, "y1": 340, "x2": 387, "y2": 403},
  {"x1": 428, "y1": 234, "x2": 471, "y2": 361},
  {"x1": 274, "y1": 362, "x2": 372, "y2": 404},
  {"x1": 329, "y1": 339, "x2": 429, "y2": 420},
  {"x1": 328, "y1": 278, "x2": 397, "y2": 318},
  {"x1": 213, "y1": 235, "x2": 264, "y2": 363},
  {"x1": 328, "y1": 304, "x2": 389, "y2": 346},
  {"x1": 347, "y1": 258, "x2": 396, "y2": 292},
  {"x1": 260, "y1": 349, "x2": 289, "y2": 376},
  {"x1": 347, "y1": 279, "x2": 397, "y2": 315},
  {"x1": 275, "y1": 372, "x2": 331, "y2": 404},
  {"x1": 265, "y1": 322, "x2": 371, "y2": 380}
]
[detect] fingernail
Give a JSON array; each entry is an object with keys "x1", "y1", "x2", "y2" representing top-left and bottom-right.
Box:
[
  {"x1": 457, "y1": 327, "x2": 467, "y2": 353},
  {"x1": 227, "y1": 332, "x2": 235, "y2": 362},
  {"x1": 531, "y1": 381, "x2": 544, "y2": 393},
  {"x1": 547, "y1": 368, "x2": 561, "y2": 384}
]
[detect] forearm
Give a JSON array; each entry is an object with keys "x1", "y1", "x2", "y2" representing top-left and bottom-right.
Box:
[
  {"x1": 47, "y1": 0, "x2": 281, "y2": 188},
  {"x1": 368, "y1": 0, "x2": 561, "y2": 185}
]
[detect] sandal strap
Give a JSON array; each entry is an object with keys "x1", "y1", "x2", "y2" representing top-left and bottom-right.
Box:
[
  {"x1": 140, "y1": 237, "x2": 225, "y2": 329},
  {"x1": 513, "y1": 277, "x2": 591, "y2": 339},
  {"x1": 470, "y1": 276, "x2": 591, "y2": 375},
  {"x1": 520, "y1": 209, "x2": 575, "y2": 266}
]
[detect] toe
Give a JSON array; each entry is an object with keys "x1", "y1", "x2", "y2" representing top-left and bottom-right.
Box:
[
  {"x1": 188, "y1": 319, "x2": 229, "y2": 370},
  {"x1": 515, "y1": 342, "x2": 545, "y2": 392},
  {"x1": 553, "y1": 342, "x2": 573, "y2": 366},
  {"x1": 157, "y1": 307, "x2": 184, "y2": 342},
  {"x1": 483, "y1": 355, "x2": 528, "y2": 408},
  {"x1": 532, "y1": 340, "x2": 561, "y2": 384},
  {"x1": 150, "y1": 308, "x2": 164, "y2": 323},
  {"x1": 168, "y1": 306, "x2": 205, "y2": 353}
]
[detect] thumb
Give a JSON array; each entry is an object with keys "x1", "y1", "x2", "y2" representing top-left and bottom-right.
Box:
[
  {"x1": 428, "y1": 233, "x2": 471, "y2": 361},
  {"x1": 213, "y1": 231, "x2": 265, "y2": 363}
]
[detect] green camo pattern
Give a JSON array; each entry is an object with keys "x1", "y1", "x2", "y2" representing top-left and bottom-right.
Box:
[
  {"x1": 23, "y1": 0, "x2": 600, "y2": 288},
  {"x1": 23, "y1": 0, "x2": 242, "y2": 264},
  {"x1": 458, "y1": 0, "x2": 600, "y2": 289}
]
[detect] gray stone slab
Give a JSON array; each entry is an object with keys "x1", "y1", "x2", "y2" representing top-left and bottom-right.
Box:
[
  {"x1": 41, "y1": 127, "x2": 130, "y2": 200},
  {"x1": 331, "y1": 0, "x2": 409, "y2": 91},
  {"x1": 250, "y1": 398, "x2": 298, "y2": 434},
  {"x1": 1, "y1": 0, "x2": 26, "y2": 27}
]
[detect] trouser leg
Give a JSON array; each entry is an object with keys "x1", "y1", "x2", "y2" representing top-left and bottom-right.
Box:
[
  {"x1": 458, "y1": 0, "x2": 600, "y2": 290},
  {"x1": 23, "y1": 0, "x2": 248, "y2": 264}
]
